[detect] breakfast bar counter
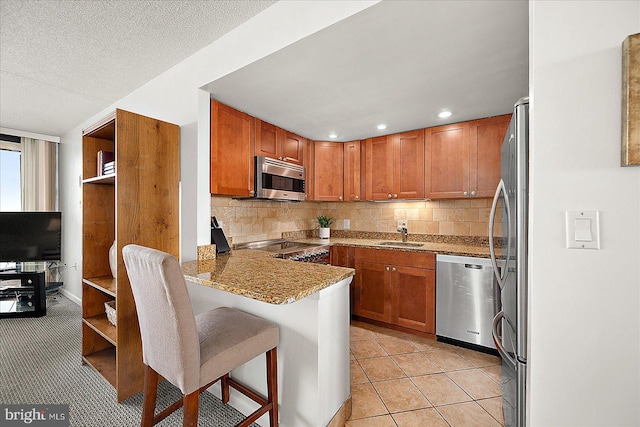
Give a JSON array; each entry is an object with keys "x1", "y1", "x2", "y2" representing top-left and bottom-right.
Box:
[
  {"x1": 181, "y1": 248, "x2": 354, "y2": 304},
  {"x1": 182, "y1": 249, "x2": 354, "y2": 427}
]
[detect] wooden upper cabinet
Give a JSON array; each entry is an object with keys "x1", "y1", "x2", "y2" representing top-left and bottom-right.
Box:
[
  {"x1": 305, "y1": 139, "x2": 315, "y2": 200},
  {"x1": 425, "y1": 122, "x2": 470, "y2": 199},
  {"x1": 425, "y1": 115, "x2": 510, "y2": 199},
  {"x1": 469, "y1": 114, "x2": 511, "y2": 198},
  {"x1": 343, "y1": 140, "x2": 362, "y2": 201},
  {"x1": 365, "y1": 130, "x2": 424, "y2": 200},
  {"x1": 392, "y1": 130, "x2": 425, "y2": 199},
  {"x1": 255, "y1": 119, "x2": 305, "y2": 166},
  {"x1": 255, "y1": 119, "x2": 283, "y2": 159},
  {"x1": 313, "y1": 141, "x2": 344, "y2": 201},
  {"x1": 364, "y1": 136, "x2": 394, "y2": 200},
  {"x1": 282, "y1": 131, "x2": 305, "y2": 166},
  {"x1": 210, "y1": 100, "x2": 255, "y2": 196}
]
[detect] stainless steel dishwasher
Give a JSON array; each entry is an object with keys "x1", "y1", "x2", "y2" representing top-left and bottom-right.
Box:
[{"x1": 436, "y1": 254, "x2": 500, "y2": 350}]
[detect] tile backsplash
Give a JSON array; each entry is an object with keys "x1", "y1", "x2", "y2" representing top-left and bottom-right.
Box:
[
  {"x1": 211, "y1": 197, "x2": 500, "y2": 244},
  {"x1": 211, "y1": 197, "x2": 318, "y2": 244}
]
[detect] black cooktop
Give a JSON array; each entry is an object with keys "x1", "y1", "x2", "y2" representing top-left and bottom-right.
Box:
[{"x1": 234, "y1": 239, "x2": 327, "y2": 255}]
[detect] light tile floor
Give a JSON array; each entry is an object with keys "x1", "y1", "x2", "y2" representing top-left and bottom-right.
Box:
[{"x1": 347, "y1": 321, "x2": 504, "y2": 427}]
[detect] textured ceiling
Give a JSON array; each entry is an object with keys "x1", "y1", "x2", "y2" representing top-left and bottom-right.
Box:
[
  {"x1": 1, "y1": 1, "x2": 528, "y2": 141},
  {"x1": 205, "y1": 0, "x2": 529, "y2": 142},
  {"x1": 0, "y1": 0, "x2": 276, "y2": 136}
]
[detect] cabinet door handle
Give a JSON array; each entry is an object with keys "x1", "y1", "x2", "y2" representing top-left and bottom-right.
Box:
[
  {"x1": 471, "y1": 190, "x2": 476, "y2": 196},
  {"x1": 464, "y1": 191, "x2": 468, "y2": 196},
  {"x1": 393, "y1": 194, "x2": 398, "y2": 199},
  {"x1": 339, "y1": 195, "x2": 343, "y2": 201},
  {"x1": 249, "y1": 190, "x2": 255, "y2": 195},
  {"x1": 355, "y1": 195, "x2": 359, "y2": 200},
  {"x1": 386, "y1": 266, "x2": 390, "y2": 271},
  {"x1": 392, "y1": 267, "x2": 396, "y2": 272},
  {"x1": 387, "y1": 194, "x2": 392, "y2": 199}
]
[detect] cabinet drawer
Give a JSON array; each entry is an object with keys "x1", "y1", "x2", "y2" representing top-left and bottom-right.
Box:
[{"x1": 354, "y1": 247, "x2": 435, "y2": 269}]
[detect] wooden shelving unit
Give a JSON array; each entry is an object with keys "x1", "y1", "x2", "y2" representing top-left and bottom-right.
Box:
[{"x1": 81, "y1": 109, "x2": 180, "y2": 402}]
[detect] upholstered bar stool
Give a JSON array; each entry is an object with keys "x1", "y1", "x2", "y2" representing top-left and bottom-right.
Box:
[{"x1": 122, "y1": 244, "x2": 279, "y2": 427}]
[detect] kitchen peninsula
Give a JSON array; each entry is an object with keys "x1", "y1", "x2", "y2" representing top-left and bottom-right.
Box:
[{"x1": 181, "y1": 248, "x2": 354, "y2": 427}]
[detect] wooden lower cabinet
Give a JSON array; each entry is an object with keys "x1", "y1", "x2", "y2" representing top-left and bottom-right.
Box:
[
  {"x1": 392, "y1": 265, "x2": 435, "y2": 333},
  {"x1": 354, "y1": 260, "x2": 393, "y2": 323},
  {"x1": 330, "y1": 245, "x2": 353, "y2": 268},
  {"x1": 330, "y1": 246, "x2": 356, "y2": 313},
  {"x1": 352, "y1": 248, "x2": 435, "y2": 334}
]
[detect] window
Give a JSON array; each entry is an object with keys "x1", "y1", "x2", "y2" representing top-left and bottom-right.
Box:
[
  {"x1": 0, "y1": 138, "x2": 21, "y2": 271},
  {"x1": 0, "y1": 138, "x2": 22, "y2": 211}
]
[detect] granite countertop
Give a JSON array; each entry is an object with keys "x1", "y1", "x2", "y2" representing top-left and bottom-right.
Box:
[
  {"x1": 181, "y1": 249, "x2": 354, "y2": 305},
  {"x1": 292, "y1": 237, "x2": 495, "y2": 258}
]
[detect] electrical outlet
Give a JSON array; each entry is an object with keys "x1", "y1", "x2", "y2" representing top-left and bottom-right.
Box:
[
  {"x1": 344, "y1": 219, "x2": 350, "y2": 229},
  {"x1": 397, "y1": 220, "x2": 407, "y2": 229}
]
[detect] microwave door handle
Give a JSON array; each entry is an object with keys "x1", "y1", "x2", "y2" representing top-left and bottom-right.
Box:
[
  {"x1": 492, "y1": 310, "x2": 517, "y2": 369},
  {"x1": 489, "y1": 179, "x2": 511, "y2": 290}
]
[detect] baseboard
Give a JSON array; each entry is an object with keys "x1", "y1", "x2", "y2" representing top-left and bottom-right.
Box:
[
  {"x1": 58, "y1": 288, "x2": 81, "y2": 306},
  {"x1": 327, "y1": 396, "x2": 352, "y2": 427},
  {"x1": 352, "y1": 315, "x2": 436, "y2": 339}
]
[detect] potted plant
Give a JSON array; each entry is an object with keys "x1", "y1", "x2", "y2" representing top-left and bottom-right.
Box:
[{"x1": 317, "y1": 215, "x2": 334, "y2": 239}]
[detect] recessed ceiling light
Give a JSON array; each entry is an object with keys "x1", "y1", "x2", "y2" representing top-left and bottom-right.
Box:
[
  {"x1": 438, "y1": 111, "x2": 452, "y2": 119},
  {"x1": 328, "y1": 133, "x2": 338, "y2": 139},
  {"x1": 376, "y1": 124, "x2": 388, "y2": 130}
]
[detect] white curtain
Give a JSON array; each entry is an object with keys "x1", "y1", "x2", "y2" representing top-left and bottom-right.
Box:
[
  {"x1": 20, "y1": 137, "x2": 59, "y2": 278},
  {"x1": 20, "y1": 137, "x2": 58, "y2": 211}
]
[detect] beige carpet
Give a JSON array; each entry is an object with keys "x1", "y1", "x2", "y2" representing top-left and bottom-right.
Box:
[{"x1": 0, "y1": 293, "x2": 259, "y2": 426}]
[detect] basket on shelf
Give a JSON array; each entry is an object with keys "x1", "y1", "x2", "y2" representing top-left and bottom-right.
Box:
[{"x1": 105, "y1": 300, "x2": 116, "y2": 326}]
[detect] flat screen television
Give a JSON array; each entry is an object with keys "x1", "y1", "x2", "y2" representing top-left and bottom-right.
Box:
[{"x1": 0, "y1": 212, "x2": 62, "y2": 262}]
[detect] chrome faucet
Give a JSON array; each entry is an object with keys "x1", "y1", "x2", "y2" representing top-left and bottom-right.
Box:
[{"x1": 397, "y1": 226, "x2": 408, "y2": 243}]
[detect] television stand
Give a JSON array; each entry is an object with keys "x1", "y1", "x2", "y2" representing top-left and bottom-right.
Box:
[{"x1": 0, "y1": 271, "x2": 46, "y2": 318}]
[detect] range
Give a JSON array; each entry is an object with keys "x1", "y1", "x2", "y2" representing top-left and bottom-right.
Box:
[{"x1": 234, "y1": 239, "x2": 330, "y2": 264}]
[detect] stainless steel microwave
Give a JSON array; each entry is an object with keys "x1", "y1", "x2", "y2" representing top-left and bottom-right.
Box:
[{"x1": 254, "y1": 156, "x2": 306, "y2": 201}]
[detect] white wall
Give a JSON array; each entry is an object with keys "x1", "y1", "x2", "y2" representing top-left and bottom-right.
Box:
[
  {"x1": 529, "y1": 1, "x2": 640, "y2": 425},
  {"x1": 58, "y1": 1, "x2": 379, "y2": 300}
]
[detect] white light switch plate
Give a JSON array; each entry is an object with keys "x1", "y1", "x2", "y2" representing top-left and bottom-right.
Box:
[
  {"x1": 565, "y1": 211, "x2": 600, "y2": 249},
  {"x1": 343, "y1": 219, "x2": 350, "y2": 229}
]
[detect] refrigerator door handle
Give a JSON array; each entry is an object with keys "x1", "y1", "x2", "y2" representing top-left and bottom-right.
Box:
[
  {"x1": 492, "y1": 310, "x2": 517, "y2": 369},
  {"x1": 489, "y1": 179, "x2": 511, "y2": 290}
]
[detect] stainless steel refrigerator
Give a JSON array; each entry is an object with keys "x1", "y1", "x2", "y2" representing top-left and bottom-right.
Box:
[{"x1": 489, "y1": 97, "x2": 529, "y2": 427}]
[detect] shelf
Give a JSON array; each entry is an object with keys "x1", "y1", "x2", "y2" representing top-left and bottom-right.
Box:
[
  {"x1": 83, "y1": 174, "x2": 115, "y2": 185},
  {"x1": 83, "y1": 347, "x2": 117, "y2": 388},
  {"x1": 81, "y1": 109, "x2": 179, "y2": 402},
  {"x1": 83, "y1": 276, "x2": 116, "y2": 297},
  {"x1": 83, "y1": 112, "x2": 116, "y2": 139},
  {"x1": 83, "y1": 314, "x2": 117, "y2": 345}
]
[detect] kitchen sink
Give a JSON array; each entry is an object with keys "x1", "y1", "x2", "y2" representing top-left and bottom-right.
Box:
[{"x1": 377, "y1": 241, "x2": 424, "y2": 248}]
